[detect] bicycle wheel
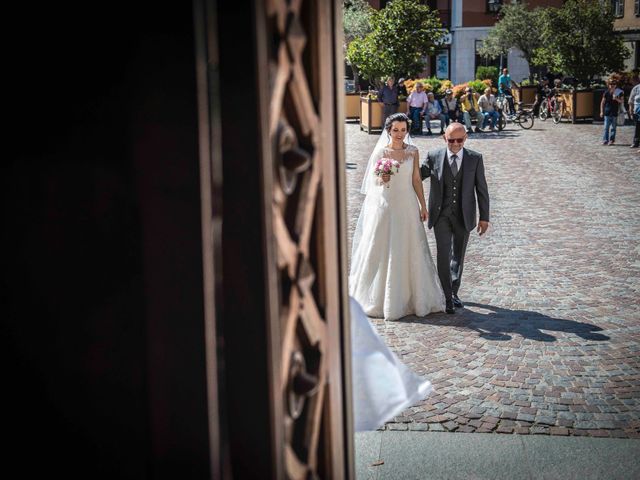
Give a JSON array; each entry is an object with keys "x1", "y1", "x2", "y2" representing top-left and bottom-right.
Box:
[
  {"x1": 517, "y1": 111, "x2": 534, "y2": 129},
  {"x1": 552, "y1": 108, "x2": 561, "y2": 124},
  {"x1": 539, "y1": 99, "x2": 548, "y2": 121},
  {"x1": 497, "y1": 113, "x2": 506, "y2": 131}
]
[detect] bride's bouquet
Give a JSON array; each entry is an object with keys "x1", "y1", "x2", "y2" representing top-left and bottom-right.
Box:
[{"x1": 374, "y1": 158, "x2": 400, "y2": 188}]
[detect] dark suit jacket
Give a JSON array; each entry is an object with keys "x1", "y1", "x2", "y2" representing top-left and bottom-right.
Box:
[{"x1": 420, "y1": 147, "x2": 490, "y2": 232}]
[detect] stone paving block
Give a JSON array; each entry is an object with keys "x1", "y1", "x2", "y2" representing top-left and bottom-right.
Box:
[
  {"x1": 409, "y1": 423, "x2": 430, "y2": 431},
  {"x1": 535, "y1": 416, "x2": 556, "y2": 426},
  {"x1": 387, "y1": 423, "x2": 409, "y2": 431},
  {"x1": 496, "y1": 425, "x2": 514, "y2": 434},
  {"x1": 456, "y1": 425, "x2": 476, "y2": 433},
  {"x1": 530, "y1": 426, "x2": 550, "y2": 435},
  {"x1": 574, "y1": 421, "x2": 598, "y2": 430},
  {"x1": 516, "y1": 413, "x2": 536, "y2": 422},
  {"x1": 442, "y1": 421, "x2": 458, "y2": 432}
]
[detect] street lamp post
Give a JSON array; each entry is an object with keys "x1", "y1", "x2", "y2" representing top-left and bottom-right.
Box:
[{"x1": 487, "y1": 0, "x2": 503, "y2": 70}]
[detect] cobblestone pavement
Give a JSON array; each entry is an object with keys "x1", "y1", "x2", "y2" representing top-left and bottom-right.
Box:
[{"x1": 345, "y1": 118, "x2": 640, "y2": 438}]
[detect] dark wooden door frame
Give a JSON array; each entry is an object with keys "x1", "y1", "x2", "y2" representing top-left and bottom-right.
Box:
[{"x1": 194, "y1": 0, "x2": 354, "y2": 478}]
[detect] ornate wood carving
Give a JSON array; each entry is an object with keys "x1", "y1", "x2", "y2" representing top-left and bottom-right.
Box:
[{"x1": 264, "y1": 1, "x2": 351, "y2": 478}]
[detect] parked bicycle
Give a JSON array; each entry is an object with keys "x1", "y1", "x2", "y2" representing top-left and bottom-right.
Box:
[
  {"x1": 538, "y1": 94, "x2": 563, "y2": 124},
  {"x1": 495, "y1": 97, "x2": 533, "y2": 130},
  {"x1": 511, "y1": 102, "x2": 535, "y2": 129}
]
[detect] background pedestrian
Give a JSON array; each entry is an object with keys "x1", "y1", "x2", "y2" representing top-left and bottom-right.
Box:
[{"x1": 378, "y1": 76, "x2": 399, "y2": 125}]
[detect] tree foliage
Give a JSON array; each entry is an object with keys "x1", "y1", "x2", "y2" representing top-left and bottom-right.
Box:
[
  {"x1": 475, "y1": 66, "x2": 499, "y2": 87},
  {"x1": 346, "y1": 35, "x2": 385, "y2": 87},
  {"x1": 343, "y1": 0, "x2": 372, "y2": 46},
  {"x1": 343, "y1": 0, "x2": 374, "y2": 85},
  {"x1": 477, "y1": 2, "x2": 543, "y2": 80},
  {"x1": 532, "y1": 0, "x2": 630, "y2": 84},
  {"x1": 345, "y1": 0, "x2": 445, "y2": 88}
]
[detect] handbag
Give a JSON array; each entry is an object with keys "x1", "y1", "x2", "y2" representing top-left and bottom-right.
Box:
[{"x1": 617, "y1": 104, "x2": 627, "y2": 126}]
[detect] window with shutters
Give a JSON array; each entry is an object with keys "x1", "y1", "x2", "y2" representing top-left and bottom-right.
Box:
[{"x1": 612, "y1": 0, "x2": 624, "y2": 17}]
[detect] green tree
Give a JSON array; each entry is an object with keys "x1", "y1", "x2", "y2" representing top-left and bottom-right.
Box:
[
  {"x1": 477, "y1": 2, "x2": 544, "y2": 81},
  {"x1": 346, "y1": 36, "x2": 385, "y2": 89},
  {"x1": 532, "y1": 0, "x2": 630, "y2": 85},
  {"x1": 343, "y1": 0, "x2": 374, "y2": 86},
  {"x1": 343, "y1": 0, "x2": 372, "y2": 44},
  {"x1": 346, "y1": 0, "x2": 445, "y2": 89},
  {"x1": 475, "y1": 66, "x2": 499, "y2": 87}
]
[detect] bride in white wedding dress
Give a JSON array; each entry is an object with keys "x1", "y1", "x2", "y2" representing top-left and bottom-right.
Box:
[{"x1": 349, "y1": 113, "x2": 445, "y2": 321}]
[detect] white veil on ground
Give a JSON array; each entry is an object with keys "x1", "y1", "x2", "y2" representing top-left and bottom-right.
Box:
[{"x1": 350, "y1": 296, "x2": 433, "y2": 431}]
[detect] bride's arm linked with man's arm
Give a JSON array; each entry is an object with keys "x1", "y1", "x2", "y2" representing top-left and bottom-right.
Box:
[{"x1": 412, "y1": 148, "x2": 428, "y2": 221}]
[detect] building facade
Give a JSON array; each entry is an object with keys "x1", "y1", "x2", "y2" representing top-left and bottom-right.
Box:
[
  {"x1": 612, "y1": 0, "x2": 640, "y2": 70},
  {"x1": 364, "y1": 0, "x2": 563, "y2": 84},
  {"x1": 444, "y1": 0, "x2": 565, "y2": 84}
]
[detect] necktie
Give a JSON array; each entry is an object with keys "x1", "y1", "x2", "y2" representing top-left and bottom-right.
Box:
[{"x1": 450, "y1": 154, "x2": 458, "y2": 177}]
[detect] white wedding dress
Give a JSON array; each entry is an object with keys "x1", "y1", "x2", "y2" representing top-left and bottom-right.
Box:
[{"x1": 349, "y1": 143, "x2": 445, "y2": 320}]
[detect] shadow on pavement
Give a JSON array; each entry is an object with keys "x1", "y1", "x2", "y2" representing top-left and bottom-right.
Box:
[
  {"x1": 465, "y1": 131, "x2": 522, "y2": 140},
  {"x1": 399, "y1": 302, "x2": 609, "y2": 342}
]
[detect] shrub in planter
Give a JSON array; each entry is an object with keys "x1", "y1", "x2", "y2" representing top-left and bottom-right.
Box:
[
  {"x1": 422, "y1": 77, "x2": 442, "y2": 95},
  {"x1": 469, "y1": 79, "x2": 490, "y2": 95},
  {"x1": 404, "y1": 79, "x2": 417, "y2": 93},
  {"x1": 438, "y1": 79, "x2": 453, "y2": 94},
  {"x1": 451, "y1": 83, "x2": 467, "y2": 99},
  {"x1": 407, "y1": 77, "x2": 445, "y2": 94},
  {"x1": 476, "y1": 66, "x2": 499, "y2": 88}
]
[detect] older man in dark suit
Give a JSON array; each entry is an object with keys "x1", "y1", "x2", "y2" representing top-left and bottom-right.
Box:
[{"x1": 420, "y1": 123, "x2": 490, "y2": 314}]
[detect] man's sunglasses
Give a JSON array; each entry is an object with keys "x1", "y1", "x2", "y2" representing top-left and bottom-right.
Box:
[{"x1": 447, "y1": 138, "x2": 465, "y2": 144}]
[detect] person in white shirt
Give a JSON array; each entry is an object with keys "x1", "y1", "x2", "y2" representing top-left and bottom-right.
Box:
[
  {"x1": 406, "y1": 82, "x2": 429, "y2": 135},
  {"x1": 478, "y1": 87, "x2": 499, "y2": 131}
]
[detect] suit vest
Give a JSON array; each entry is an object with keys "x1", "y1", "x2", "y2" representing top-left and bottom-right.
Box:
[{"x1": 441, "y1": 155, "x2": 463, "y2": 220}]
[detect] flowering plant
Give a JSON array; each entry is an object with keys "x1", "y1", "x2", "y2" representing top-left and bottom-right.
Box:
[{"x1": 374, "y1": 157, "x2": 400, "y2": 188}]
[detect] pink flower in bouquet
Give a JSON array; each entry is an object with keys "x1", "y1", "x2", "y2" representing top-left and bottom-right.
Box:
[{"x1": 374, "y1": 158, "x2": 400, "y2": 188}]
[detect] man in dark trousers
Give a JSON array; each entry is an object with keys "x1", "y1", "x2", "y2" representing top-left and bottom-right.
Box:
[
  {"x1": 378, "y1": 76, "x2": 399, "y2": 125},
  {"x1": 420, "y1": 123, "x2": 490, "y2": 313}
]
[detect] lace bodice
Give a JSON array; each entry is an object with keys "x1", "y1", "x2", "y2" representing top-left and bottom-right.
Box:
[{"x1": 380, "y1": 143, "x2": 418, "y2": 165}]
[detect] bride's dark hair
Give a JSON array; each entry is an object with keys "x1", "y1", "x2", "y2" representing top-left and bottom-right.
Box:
[{"x1": 384, "y1": 112, "x2": 410, "y2": 134}]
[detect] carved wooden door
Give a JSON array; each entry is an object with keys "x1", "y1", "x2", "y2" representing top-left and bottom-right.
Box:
[
  {"x1": 264, "y1": 1, "x2": 353, "y2": 478},
  {"x1": 196, "y1": 0, "x2": 353, "y2": 478}
]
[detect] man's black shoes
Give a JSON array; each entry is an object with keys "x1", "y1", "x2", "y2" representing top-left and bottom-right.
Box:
[
  {"x1": 445, "y1": 299, "x2": 455, "y2": 314},
  {"x1": 452, "y1": 294, "x2": 463, "y2": 309}
]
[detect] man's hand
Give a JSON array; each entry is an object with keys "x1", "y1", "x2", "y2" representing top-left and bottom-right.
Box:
[{"x1": 477, "y1": 220, "x2": 489, "y2": 236}]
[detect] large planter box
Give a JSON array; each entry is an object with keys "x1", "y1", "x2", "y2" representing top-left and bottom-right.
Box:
[
  {"x1": 558, "y1": 89, "x2": 595, "y2": 123},
  {"x1": 359, "y1": 96, "x2": 407, "y2": 133},
  {"x1": 345, "y1": 93, "x2": 360, "y2": 120},
  {"x1": 592, "y1": 88, "x2": 606, "y2": 122},
  {"x1": 513, "y1": 85, "x2": 538, "y2": 106}
]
